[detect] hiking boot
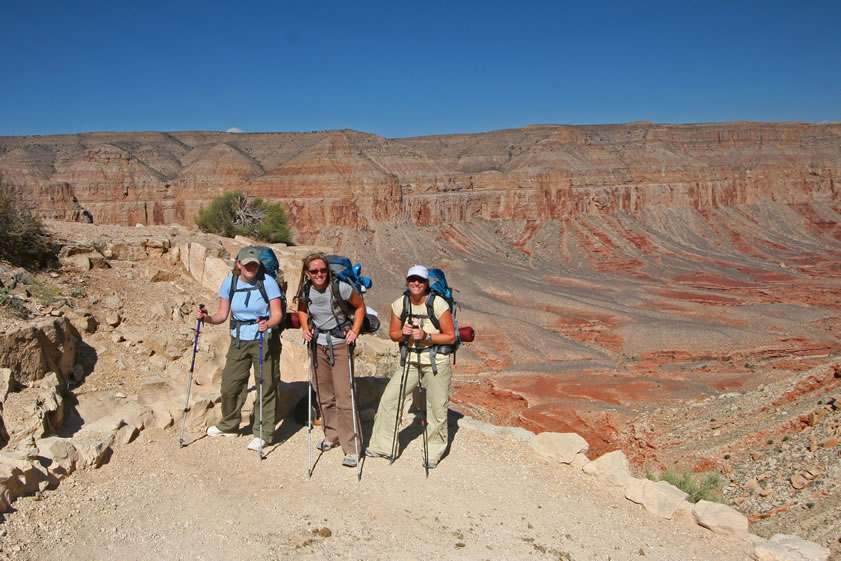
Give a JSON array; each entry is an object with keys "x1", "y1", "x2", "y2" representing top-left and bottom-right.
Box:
[
  {"x1": 316, "y1": 440, "x2": 338, "y2": 452},
  {"x1": 247, "y1": 437, "x2": 266, "y2": 451},
  {"x1": 364, "y1": 448, "x2": 390, "y2": 460},
  {"x1": 342, "y1": 454, "x2": 358, "y2": 468},
  {"x1": 422, "y1": 459, "x2": 438, "y2": 469},
  {"x1": 207, "y1": 426, "x2": 237, "y2": 438}
]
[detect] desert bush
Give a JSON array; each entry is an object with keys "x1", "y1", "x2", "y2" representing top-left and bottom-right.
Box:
[
  {"x1": 194, "y1": 191, "x2": 291, "y2": 244},
  {"x1": 0, "y1": 187, "x2": 56, "y2": 268},
  {"x1": 646, "y1": 468, "x2": 724, "y2": 503},
  {"x1": 31, "y1": 279, "x2": 61, "y2": 305},
  {"x1": 0, "y1": 286, "x2": 29, "y2": 318}
]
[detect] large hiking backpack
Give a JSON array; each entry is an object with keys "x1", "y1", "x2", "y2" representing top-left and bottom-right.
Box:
[
  {"x1": 298, "y1": 255, "x2": 380, "y2": 335},
  {"x1": 399, "y1": 268, "x2": 474, "y2": 371},
  {"x1": 228, "y1": 245, "x2": 288, "y2": 343}
]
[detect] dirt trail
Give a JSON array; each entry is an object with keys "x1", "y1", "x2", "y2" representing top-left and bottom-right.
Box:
[{"x1": 1, "y1": 420, "x2": 753, "y2": 561}]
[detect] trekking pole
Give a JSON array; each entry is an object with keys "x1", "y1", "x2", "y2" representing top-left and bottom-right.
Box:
[
  {"x1": 258, "y1": 328, "x2": 265, "y2": 460},
  {"x1": 347, "y1": 342, "x2": 361, "y2": 481},
  {"x1": 416, "y1": 351, "x2": 429, "y2": 478},
  {"x1": 390, "y1": 341, "x2": 412, "y2": 464},
  {"x1": 307, "y1": 341, "x2": 314, "y2": 478},
  {"x1": 179, "y1": 304, "x2": 204, "y2": 447}
]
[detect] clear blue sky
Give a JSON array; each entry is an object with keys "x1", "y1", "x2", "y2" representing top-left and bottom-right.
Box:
[{"x1": 2, "y1": 0, "x2": 839, "y2": 138}]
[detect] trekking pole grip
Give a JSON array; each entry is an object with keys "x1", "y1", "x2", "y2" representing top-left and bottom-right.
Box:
[{"x1": 190, "y1": 304, "x2": 205, "y2": 373}]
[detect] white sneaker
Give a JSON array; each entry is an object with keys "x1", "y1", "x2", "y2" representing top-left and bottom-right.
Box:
[
  {"x1": 247, "y1": 437, "x2": 266, "y2": 451},
  {"x1": 207, "y1": 426, "x2": 236, "y2": 438}
]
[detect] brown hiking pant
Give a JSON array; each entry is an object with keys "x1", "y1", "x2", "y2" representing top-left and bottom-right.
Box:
[{"x1": 312, "y1": 343, "x2": 361, "y2": 455}]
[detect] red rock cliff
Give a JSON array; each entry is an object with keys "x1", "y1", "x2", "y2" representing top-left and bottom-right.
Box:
[{"x1": 0, "y1": 123, "x2": 838, "y2": 236}]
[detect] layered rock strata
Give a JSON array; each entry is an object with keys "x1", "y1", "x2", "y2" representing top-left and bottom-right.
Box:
[{"x1": 1, "y1": 123, "x2": 838, "y2": 236}]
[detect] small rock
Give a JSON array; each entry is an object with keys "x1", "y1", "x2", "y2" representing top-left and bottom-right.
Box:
[
  {"x1": 751, "y1": 451, "x2": 764, "y2": 461},
  {"x1": 803, "y1": 466, "x2": 820, "y2": 479},
  {"x1": 790, "y1": 474, "x2": 809, "y2": 490},
  {"x1": 105, "y1": 311, "x2": 121, "y2": 328},
  {"x1": 822, "y1": 437, "x2": 838, "y2": 448}
]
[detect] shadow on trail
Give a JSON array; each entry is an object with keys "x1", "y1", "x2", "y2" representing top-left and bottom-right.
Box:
[{"x1": 382, "y1": 408, "x2": 463, "y2": 463}]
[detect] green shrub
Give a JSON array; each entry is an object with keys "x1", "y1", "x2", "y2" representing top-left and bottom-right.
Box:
[
  {"x1": 657, "y1": 469, "x2": 724, "y2": 503},
  {"x1": 0, "y1": 187, "x2": 56, "y2": 267},
  {"x1": 194, "y1": 191, "x2": 290, "y2": 243}
]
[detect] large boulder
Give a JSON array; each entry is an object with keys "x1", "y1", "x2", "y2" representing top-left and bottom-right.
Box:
[
  {"x1": 582, "y1": 450, "x2": 632, "y2": 487},
  {"x1": 0, "y1": 367, "x2": 13, "y2": 401},
  {"x1": 753, "y1": 534, "x2": 831, "y2": 561},
  {"x1": 0, "y1": 452, "x2": 48, "y2": 512},
  {"x1": 531, "y1": 432, "x2": 589, "y2": 464},
  {"x1": 624, "y1": 478, "x2": 688, "y2": 519},
  {"x1": 693, "y1": 500, "x2": 750, "y2": 538},
  {"x1": 0, "y1": 317, "x2": 80, "y2": 384},
  {"x1": 2, "y1": 373, "x2": 66, "y2": 444}
]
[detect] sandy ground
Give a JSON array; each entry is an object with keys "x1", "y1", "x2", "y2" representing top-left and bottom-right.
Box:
[{"x1": 0, "y1": 416, "x2": 754, "y2": 561}]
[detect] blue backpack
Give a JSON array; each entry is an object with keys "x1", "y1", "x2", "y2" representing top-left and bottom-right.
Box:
[{"x1": 299, "y1": 255, "x2": 379, "y2": 335}]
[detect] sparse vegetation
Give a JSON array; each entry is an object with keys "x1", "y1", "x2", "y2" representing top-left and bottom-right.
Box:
[
  {"x1": 194, "y1": 191, "x2": 290, "y2": 243},
  {"x1": 0, "y1": 286, "x2": 29, "y2": 318},
  {"x1": 31, "y1": 279, "x2": 61, "y2": 305},
  {"x1": 0, "y1": 187, "x2": 56, "y2": 267},
  {"x1": 647, "y1": 469, "x2": 724, "y2": 503}
]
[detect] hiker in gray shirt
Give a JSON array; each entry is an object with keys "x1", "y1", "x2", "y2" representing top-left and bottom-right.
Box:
[{"x1": 295, "y1": 253, "x2": 365, "y2": 468}]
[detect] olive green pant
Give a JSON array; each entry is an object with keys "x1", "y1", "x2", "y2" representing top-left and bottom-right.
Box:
[
  {"x1": 368, "y1": 357, "x2": 452, "y2": 463},
  {"x1": 216, "y1": 334, "x2": 280, "y2": 443}
]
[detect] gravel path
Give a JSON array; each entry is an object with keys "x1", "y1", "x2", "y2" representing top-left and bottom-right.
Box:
[{"x1": 1, "y1": 419, "x2": 753, "y2": 561}]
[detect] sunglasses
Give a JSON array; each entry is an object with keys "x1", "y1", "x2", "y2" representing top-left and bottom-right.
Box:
[
  {"x1": 308, "y1": 267, "x2": 328, "y2": 275},
  {"x1": 407, "y1": 276, "x2": 428, "y2": 283}
]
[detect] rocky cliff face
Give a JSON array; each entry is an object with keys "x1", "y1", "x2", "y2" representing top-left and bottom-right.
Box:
[{"x1": 1, "y1": 123, "x2": 838, "y2": 237}]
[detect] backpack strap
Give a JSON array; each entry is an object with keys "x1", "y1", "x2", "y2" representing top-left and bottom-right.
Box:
[
  {"x1": 226, "y1": 273, "x2": 273, "y2": 348},
  {"x1": 399, "y1": 292, "x2": 459, "y2": 374},
  {"x1": 304, "y1": 280, "x2": 352, "y2": 367},
  {"x1": 331, "y1": 279, "x2": 356, "y2": 329},
  {"x1": 425, "y1": 293, "x2": 441, "y2": 331},
  {"x1": 398, "y1": 292, "x2": 442, "y2": 373}
]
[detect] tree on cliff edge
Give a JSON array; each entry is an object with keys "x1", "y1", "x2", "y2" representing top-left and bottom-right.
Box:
[
  {"x1": 195, "y1": 191, "x2": 291, "y2": 244},
  {"x1": 0, "y1": 187, "x2": 56, "y2": 268}
]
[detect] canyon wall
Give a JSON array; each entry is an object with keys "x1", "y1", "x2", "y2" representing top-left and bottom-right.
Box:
[{"x1": 1, "y1": 123, "x2": 838, "y2": 237}]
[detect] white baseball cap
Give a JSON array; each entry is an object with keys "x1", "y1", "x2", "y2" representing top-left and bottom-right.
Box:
[{"x1": 406, "y1": 265, "x2": 429, "y2": 280}]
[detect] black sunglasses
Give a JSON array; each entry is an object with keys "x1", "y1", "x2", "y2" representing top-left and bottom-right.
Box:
[
  {"x1": 407, "y1": 276, "x2": 427, "y2": 283},
  {"x1": 308, "y1": 267, "x2": 328, "y2": 274}
]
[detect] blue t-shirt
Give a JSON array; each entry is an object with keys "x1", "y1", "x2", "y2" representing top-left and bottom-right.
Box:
[{"x1": 219, "y1": 275, "x2": 282, "y2": 341}]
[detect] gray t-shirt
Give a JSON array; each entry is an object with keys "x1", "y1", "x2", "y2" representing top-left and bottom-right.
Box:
[{"x1": 307, "y1": 281, "x2": 355, "y2": 345}]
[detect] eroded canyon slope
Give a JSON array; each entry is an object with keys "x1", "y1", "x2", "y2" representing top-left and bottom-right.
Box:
[{"x1": 3, "y1": 123, "x2": 841, "y2": 547}]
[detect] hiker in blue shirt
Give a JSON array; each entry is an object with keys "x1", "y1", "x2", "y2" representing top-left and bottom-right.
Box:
[{"x1": 196, "y1": 246, "x2": 284, "y2": 452}]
